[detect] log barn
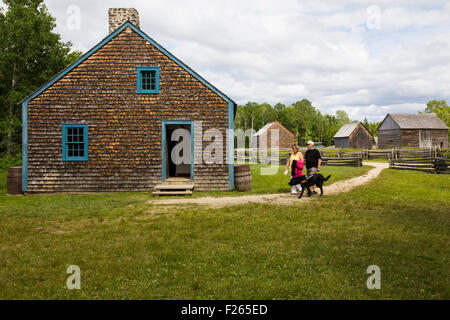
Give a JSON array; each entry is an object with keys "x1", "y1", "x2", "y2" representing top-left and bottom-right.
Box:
[
  {"x1": 333, "y1": 122, "x2": 373, "y2": 149},
  {"x1": 377, "y1": 113, "x2": 448, "y2": 149},
  {"x1": 251, "y1": 121, "x2": 295, "y2": 149},
  {"x1": 21, "y1": 8, "x2": 237, "y2": 193}
]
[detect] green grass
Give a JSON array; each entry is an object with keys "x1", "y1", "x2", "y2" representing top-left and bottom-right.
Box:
[{"x1": 0, "y1": 168, "x2": 448, "y2": 299}]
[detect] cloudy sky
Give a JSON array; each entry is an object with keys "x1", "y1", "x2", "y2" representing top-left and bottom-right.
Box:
[{"x1": 17, "y1": 1, "x2": 450, "y2": 120}]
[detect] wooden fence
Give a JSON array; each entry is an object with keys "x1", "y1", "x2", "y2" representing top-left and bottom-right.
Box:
[
  {"x1": 234, "y1": 147, "x2": 448, "y2": 170},
  {"x1": 365, "y1": 150, "x2": 392, "y2": 160},
  {"x1": 322, "y1": 156, "x2": 363, "y2": 167},
  {"x1": 324, "y1": 147, "x2": 446, "y2": 160},
  {"x1": 389, "y1": 156, "x2": 449, "y2": 174}
]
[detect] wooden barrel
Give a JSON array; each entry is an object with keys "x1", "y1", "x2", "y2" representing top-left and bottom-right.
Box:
[
  {"x1": 7, "y1": 167, "x2": 22, "y2": 195},
  {"x1": 234, "y1": 165, "x2": 252, "y2": 192}
]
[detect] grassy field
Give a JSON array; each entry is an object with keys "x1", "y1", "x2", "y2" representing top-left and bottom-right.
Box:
[{"x1": 0, "y1": 166, "x2": 448, "y2": 299}]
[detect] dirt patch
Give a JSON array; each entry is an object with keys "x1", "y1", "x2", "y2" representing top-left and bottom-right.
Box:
[{"x1": 148, "y1": 162, "x2": 389, "y2": 208}]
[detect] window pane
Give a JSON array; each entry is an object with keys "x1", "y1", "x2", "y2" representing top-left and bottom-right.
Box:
[
  {"x1": 78, "y1": 128, "x2": 84, "y2": 142},
  {"x1": 141, "y1": 70, "x2": 156, "y2": 91},
  {"x1": 64, "y1": 126, "x2": 87, "y2": 160}
]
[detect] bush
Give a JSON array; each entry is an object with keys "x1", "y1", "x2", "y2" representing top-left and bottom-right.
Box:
[{"x1": 0, "y1": 154, "x2": 22, "y2": 171}]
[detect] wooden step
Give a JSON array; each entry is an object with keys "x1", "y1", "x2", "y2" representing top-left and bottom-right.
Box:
[
  {"x1": 153, "y1": 180, "x2": 194, "y2": 196},
  {"x1": 154, "y1": 184, "x2": 194, "y2": 191},
  {"x1": 164, "y1": 178, "x2": 193, "y2": 185},
  {"x1": 152, "y1": 190, "x2": 193, "y2": 196}
]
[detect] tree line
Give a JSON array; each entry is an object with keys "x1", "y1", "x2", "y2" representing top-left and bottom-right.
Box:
[{"x1": 235, "y1": 100, "x2": 381, "y2": 147}]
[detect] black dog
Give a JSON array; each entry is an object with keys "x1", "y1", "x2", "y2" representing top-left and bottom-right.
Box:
[{"x1": 289, "y1": 174, "x2": 331, "y2": 198}]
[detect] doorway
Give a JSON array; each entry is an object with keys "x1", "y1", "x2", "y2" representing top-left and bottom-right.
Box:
[
  {"x1": 419, "y1": 130, "x2": 432, "y2": 148},
  {"x1": 162, "y1": 121, "x2": 194, "y2": 181}
]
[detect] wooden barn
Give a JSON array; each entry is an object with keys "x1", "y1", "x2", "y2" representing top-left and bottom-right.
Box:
[
  {"x1": 251, "y1": 121, "x2": 295, "y2": 149},
  {"x1": 20, "y1": 8, "x2": 237, "y2": 193},
  {"x1": 378, "y1": 113, "x2": 448, "y2": 149},
  {"x1": 333, "y1": 122, "x2": 373, "y2": 149}
]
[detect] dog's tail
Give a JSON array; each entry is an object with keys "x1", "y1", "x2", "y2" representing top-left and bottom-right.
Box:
[{"x1": 324, "y1": 175, "x2": 332, "y2": 182}]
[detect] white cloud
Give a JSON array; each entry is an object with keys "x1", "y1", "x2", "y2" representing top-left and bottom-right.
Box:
[{"x1": 25, "y1": 0, "x2": 450, "y2": 121}]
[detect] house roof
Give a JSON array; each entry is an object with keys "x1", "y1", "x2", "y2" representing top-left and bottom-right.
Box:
[
  {"x1": 383, "y1": 113, "x2": 448, "y2": 130},
  {"x1": 333, "y1": 122, "x2": 359, "y2": 138},
  {"x1": 253, "y1": 121, "x2": 295, "y2": 137},
  {"x1": 20, "y1": 21, "x2": 237, "y2": 117},
  {"x1": 254, "y1": 122, "x2": 276, "y2": 136}
]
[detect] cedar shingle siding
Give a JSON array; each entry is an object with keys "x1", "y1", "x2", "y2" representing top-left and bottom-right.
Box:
[{"x1": 24, "y1": 24, "x2": 234, "y2": 192}]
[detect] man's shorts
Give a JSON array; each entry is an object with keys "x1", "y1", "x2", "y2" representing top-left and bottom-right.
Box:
[{"x1": 307, "y1": 167, "x2": 319, "y2": 175}]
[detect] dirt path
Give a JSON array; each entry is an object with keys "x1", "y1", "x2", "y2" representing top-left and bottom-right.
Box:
[{"x1": 148, "y1": 162, "x2": 389, "y2": 208}]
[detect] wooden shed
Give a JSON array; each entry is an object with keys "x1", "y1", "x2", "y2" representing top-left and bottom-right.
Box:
[
  {"x1": 251, "y1": 121, "x2": 295, "y2": 150},
  {"x1": 333, "y1": 122, "x2": 373, "y2": 149},
  {"x1": 378, "y1": 113, "x2": 449, "y2": 149},
  {"x1": 20, "y1": 8, "x2": 237, "y2": 193}
]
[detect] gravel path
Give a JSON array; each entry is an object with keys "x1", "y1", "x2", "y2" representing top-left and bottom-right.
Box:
[{"x1": 148, "y1": 162, "x2": 389, "y2": 208}]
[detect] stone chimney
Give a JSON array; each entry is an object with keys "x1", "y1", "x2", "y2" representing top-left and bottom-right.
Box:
[{"x1": 108, "y1": 8, "x2": 140, "y2": 33}]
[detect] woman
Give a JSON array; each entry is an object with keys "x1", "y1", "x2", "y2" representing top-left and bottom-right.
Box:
[{"x1": 284, "y1": 145, "x2": 304, "y2": 195}]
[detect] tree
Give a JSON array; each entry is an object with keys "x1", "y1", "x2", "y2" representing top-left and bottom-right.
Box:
[
  {"x1": 0, "y1": 0, "x2": 83, "y2": 156},
  {"x1": 424, "y1": 100, "x2": 450, "y2": 134},
  {"x1": 234, "y1": 100, "x2": 364, "y2": 147},
  {"x1": 335, "y1": 110, "x2": 351, "y2": 126}
]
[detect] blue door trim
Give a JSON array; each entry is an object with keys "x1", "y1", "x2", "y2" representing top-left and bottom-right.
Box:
[{"x1": 162, "y1": 120, "x2": 194, "y2": 182}]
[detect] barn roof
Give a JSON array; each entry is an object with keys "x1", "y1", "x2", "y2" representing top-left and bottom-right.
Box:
[
  {"x1": 386, "y1": 113, "x2": 448, "y2": 129},
  {"x1": 333, "y1": 123, "x2": 359, "y2": 138},
  {"x1": 253, "y1": 121, "x2": 295, "y2": 137},
  {"x1": 254, "y1": 122, "x2": 276, "y2": 136}
]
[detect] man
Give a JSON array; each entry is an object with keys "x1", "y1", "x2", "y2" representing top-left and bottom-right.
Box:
[{"x1": 305, "y1": 141, "x2": 322, "y2": 194}]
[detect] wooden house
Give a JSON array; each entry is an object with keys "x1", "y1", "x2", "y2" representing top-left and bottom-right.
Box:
[
  {"x1": 251, "y1": 121, "x2": 295, "y2": 149},
  {"x1": 21, "y1": 8, "x2": 237, "y2": 193},
  {"x1": 377, "y1": 113, "x2": 448, "y2": 149},
  {"x1": 333, "y1": 122, "x2": 373, "y2": 149}
]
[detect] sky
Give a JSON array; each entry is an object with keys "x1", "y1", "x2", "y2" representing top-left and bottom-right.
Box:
[{"x1": 6, "y1": 0, "x2": 450, "y2": 121}]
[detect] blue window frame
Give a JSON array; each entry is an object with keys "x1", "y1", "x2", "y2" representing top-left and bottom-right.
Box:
[
  {"x1": 62, "y1": 123, "x2": 88, "y2": 161},
  {"x1": 137, "y1": 67, "x2": 160, "y2": 94}
]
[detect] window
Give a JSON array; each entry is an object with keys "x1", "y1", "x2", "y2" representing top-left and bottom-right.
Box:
[
  {"x1": 62, "y1": 124, "x2": 88, "y2": 161},
  {"x1": 137, "y1": 67, "x2": 160, "y2": 94}
]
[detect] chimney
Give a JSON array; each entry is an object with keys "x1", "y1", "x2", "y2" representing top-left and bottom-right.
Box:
[{"x1": 108, "y1": 8, "x2": 140, "y2": 33}]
